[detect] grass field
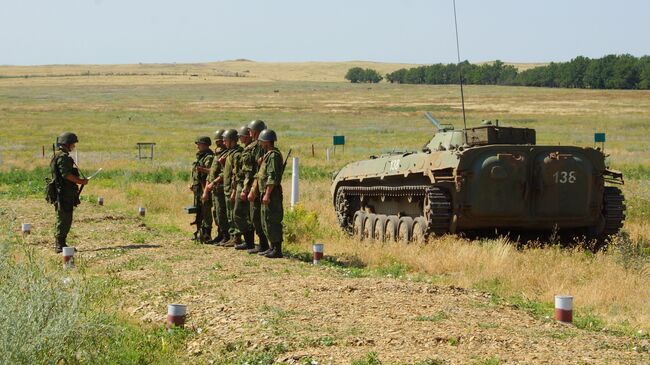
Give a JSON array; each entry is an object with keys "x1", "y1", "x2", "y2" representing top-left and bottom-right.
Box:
[{"x1": 1, "y1": 61, "x2": 649, "y2": 363}]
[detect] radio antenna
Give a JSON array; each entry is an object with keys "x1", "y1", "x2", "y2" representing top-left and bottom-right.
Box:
[{"x1": 453, "y1": 0, "x2": 468, "y2": 145}]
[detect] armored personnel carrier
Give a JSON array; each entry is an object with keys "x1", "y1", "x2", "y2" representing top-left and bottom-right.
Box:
[{"x1": 331, "y1": 113, "x2": 625, "y2": 245}]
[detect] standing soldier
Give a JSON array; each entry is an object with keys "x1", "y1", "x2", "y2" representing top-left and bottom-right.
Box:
[
  {"x1": 243, "y1": 120, "x2": 269, "y2": 254},
  {"x1": 50, "y1": 132, "x2": 89, "y2": 253},
  {"x1": 234, "y1": 125, "x2": 255, "y2": 250},
  {"x1": 255, "y1": 129, "x2": 285, "y2": 258},
  {"x1": 219, "y1": 129, "x2": 243, "y2": 247},
  {"x1": 204, "y1": 129, "x2": 229, "y2": 244},
  {"x1": 190, "y1": 136, "x2": 214, "y2": 243}
]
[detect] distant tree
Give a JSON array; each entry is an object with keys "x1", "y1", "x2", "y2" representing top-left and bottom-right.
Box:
[
  {"x1": 363, "y1": 68, "x2": 383, "y2": 83},
  {"x1": 386, "y1": 68, "x2": 407, "y2": 83},
  {"x1": 345, "y1": 67, "x2": 365, "y2": 83},
  {"x1": 606, "y1": 54, "x2": 640, "y2": 89},
  {"x1": 366, "y1": 54, "x2": 649, "y2": 89},
  {"x1": 638, "y1": 56, "x2": 650, "y2": 89}
]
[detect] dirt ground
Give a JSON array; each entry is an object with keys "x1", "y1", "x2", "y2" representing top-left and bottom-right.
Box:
[{"x1": 5, "y1": 198, "x2": 649, "y2": 365}]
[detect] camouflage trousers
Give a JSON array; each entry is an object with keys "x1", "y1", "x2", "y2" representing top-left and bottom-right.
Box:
[
  {"x1": 251, "y1": 195, "x2": 268, "y2": 245},
  {"x1": 212, "y1": 186, "x2": 229, "y2": 238},
  {"x1": 233, "y1": 186, "x2": 252, "y2": 234},
  {"x1": 225, "y1": 190, "x2": 240, "y2": 237},
  {"x1": 54, "y1": 201, "x2": 74, "y2": 244},
  {"x1": 199, "y1": 198, "x2": 213, "y2": 237},
  {"x1": 261, "y1": 187, "x2": 283, "y2": 244}
]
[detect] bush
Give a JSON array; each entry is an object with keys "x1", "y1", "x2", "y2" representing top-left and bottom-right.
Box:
[{"x1": 283, "y1": 205, "x2": 321, "y2": 244}]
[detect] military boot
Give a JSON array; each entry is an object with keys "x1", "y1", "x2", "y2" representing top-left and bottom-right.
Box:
[
  {"x1": 235, "y1": 231, "x2": 255, "y2": 250},
  {"x1": 215, "y1": 233, "x2": 231, "y2": 246},
  {"x1": 207, "y1": 233, "x2": 222, "y2": 245},
  {"x1": 264, "y1": 242, "x2": 283, "y2": 259},
  {"x1": 54, "y1": 237, "x2": 67, "y2": 253},
  {"x1": 248, "y1": 233, "x2": 269, "y2": 254},
  {"x1": 222, "y1": 234, "x2": 241, "y2": 248},
  {"x1": 200, "y1": 228, "x2": 212, "y2": 244}
]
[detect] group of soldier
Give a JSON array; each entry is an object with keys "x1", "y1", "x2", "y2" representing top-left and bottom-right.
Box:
[
  {"x1": 190, "y1": 120, "x2": 285, "y2": 259},
  {"x1": 47, "y1": 121, "x2": 284, "y2": 258}
]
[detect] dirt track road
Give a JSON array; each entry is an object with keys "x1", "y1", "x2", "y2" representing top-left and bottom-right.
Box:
[{"x1": 6, "y1": 199, "x2": 649, "y2": 364}]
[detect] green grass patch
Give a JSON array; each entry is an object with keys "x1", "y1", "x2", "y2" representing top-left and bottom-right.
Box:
[
  {"x1": 415, "y1": 311, "x2": 448, "y2": 322},
  {"x1": 0, "y1": 238, "x2": 190, "y2": 364}
]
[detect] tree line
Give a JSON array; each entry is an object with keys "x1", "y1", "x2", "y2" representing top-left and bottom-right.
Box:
[{"x1": 346, "y1": 55, "x2": 650, "y2": 89}]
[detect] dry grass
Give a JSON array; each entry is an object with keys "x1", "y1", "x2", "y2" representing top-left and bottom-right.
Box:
[
  {"x1": 0, "y1": 60, "x2": 420, "y2": 83},
  {"x1": 1, "y1": 62, "x2": 649, "y2": 335}
]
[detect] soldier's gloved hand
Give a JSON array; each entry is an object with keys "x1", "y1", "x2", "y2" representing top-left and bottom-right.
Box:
[
  {"x1": 262, "y1": 193, "x2": 271, "y2": 205},
  {"x1": 80, "y1": 178, "x2": 89, "y2": 186},
  {"x1": 247, "y1": 191, "x2": 256, "y2": 202}
]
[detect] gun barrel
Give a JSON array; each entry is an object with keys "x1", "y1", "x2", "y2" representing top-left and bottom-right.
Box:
[{"x1": 424, "y1": 112, "x2": 444, "y2": 131}]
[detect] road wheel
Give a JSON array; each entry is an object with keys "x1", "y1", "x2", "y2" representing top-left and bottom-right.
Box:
[
  {"x1": 397, "y1": 216, "x2": 414, "y2": 243},
  {"x1": 384, "y1": 215, "x2": 399, "y2": 242},
  {"x1": 353, "y1": 211, "x2": 366, "y2": 241},
  {"x1": 412, "y1": 217, "x2": 429, "y2": 243},
  {"x1": 374, "y1": 215, "x2": 388, "y2": 242},
  {"x1": 363, "y1": 214, "x2": 377, "y2": 241}
]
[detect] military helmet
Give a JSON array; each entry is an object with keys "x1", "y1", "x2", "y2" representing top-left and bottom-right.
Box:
[
  {"x1": 214, "y1": 129, "x2": 225, "y2": 140},
  {"x1": 57, "y1": 132, "x2": 79, "y2": 145},
  {"x1": 248, "y1": 119, "x2": 267, "y2": 132},
  {"x1": 222, "y1": 129, "x2": 239, "y2": 141},
  {"x1": 238, "y1": 126, "x2": 251, "y2": 137},
  {"x1": 258, "y1": 129, "x2": 277, "y2": 142},
  {"x1": 195, "y1": 136, "x2": 212, "y2": 146}
]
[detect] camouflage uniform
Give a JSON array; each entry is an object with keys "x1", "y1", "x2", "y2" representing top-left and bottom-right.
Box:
[
  {"x1": 208, "y1": 145, "x2": 229, "y2": 243},
  {"x1": 258, "y1": 147, "x2": 284, "y2": 250},
  {"x1": 50, "y1": 148, "x2": 80, "y2": 250},
  {"x1": 241, "y1": 140, "x2": 269, "y2": 252},
  {"x1": 222, "y1": 144, "x2": 243, "y2": 244},
  {"x1": 192, "y1": 148, "x2": 214, "y2": 242},
  {"x1": 234, "y1": 141, "x2": 254, "y2": 248}
]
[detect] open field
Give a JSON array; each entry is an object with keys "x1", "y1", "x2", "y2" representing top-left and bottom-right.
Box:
[{"x1": 1, "y1": 61, "x2": 649, "y2": 363}]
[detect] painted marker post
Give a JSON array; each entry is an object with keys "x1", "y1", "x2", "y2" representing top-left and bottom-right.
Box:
[
  {"x1": 312, "y1": 243, "x2": 324, "y2": 264},
  {"x1": 138, "y1": 207, "x2": 145, "y2": 217},
  {"x1": 21, "y1": 223, "x2": 31, "y2": 235},
  {"x1": 62, "y1": 247, "x2": 75, "y2": 269},
  {"x1": 291, "y1": 157, "x2": 299, "y2": 209},
  {"x1": 167, "y1": 304, "x2": 187, "y2": 330},
  {"x1": 554, "y1": 295, "x2": 573, "y2": 323},
  {"x1": 98, "y1": 196, "x2": 104, "y2": 206},
  {"x1": 326, "y1": 147, "x2": 330, "y2": 162}
]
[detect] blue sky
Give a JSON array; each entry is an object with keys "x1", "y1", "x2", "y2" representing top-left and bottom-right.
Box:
[{"x1": 1, "y1": 0, "x2": 649, "y2": 65}]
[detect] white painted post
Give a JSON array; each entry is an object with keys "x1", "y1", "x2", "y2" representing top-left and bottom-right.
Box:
[
  {"x1": 313, "y1": 243, "x2": 324, "y2": 264},
  {"x1": 554, "y1": 295, "x2": 573, "y2": 323},
  {"x1": 326, "y1": 148, "x2": 330, "y2": 162},
  {"x1": 291, "y1": 157, "x2": 299, "y2": 209},
  {"x1": 167, "y1": 304, "x2": 187, "y2": 330},
  {"x1": 74, "y1": 149, "x2": 79, "y2": 164},
  {"x1": 62, "y1": 247, "x2": 75, "y2": 269},
  {"x1": 21, "y1": 223, "x2": 31, "y2": 235}
]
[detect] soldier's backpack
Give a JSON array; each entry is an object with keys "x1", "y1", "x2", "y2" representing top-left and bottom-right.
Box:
[{"x1": 45, "y1": 153, "x2": 60, "y2": 204}]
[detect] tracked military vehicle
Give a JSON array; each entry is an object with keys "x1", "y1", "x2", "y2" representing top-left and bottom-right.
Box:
[{"x1": 331, "y1": 113, "x2": 625, "y2": 245}]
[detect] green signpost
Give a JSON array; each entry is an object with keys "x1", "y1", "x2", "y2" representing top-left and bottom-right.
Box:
[
  {"x1": 333, "y1": 135, "x2": 345, "y2": 153},
  {"x1": 594, "y1": 132, "x2": 606, "y2": 152}
]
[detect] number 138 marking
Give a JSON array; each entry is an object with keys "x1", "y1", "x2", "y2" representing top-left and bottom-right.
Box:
[{"x1": 553, "y1": 171, "x2": 577, "y2": 184}]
